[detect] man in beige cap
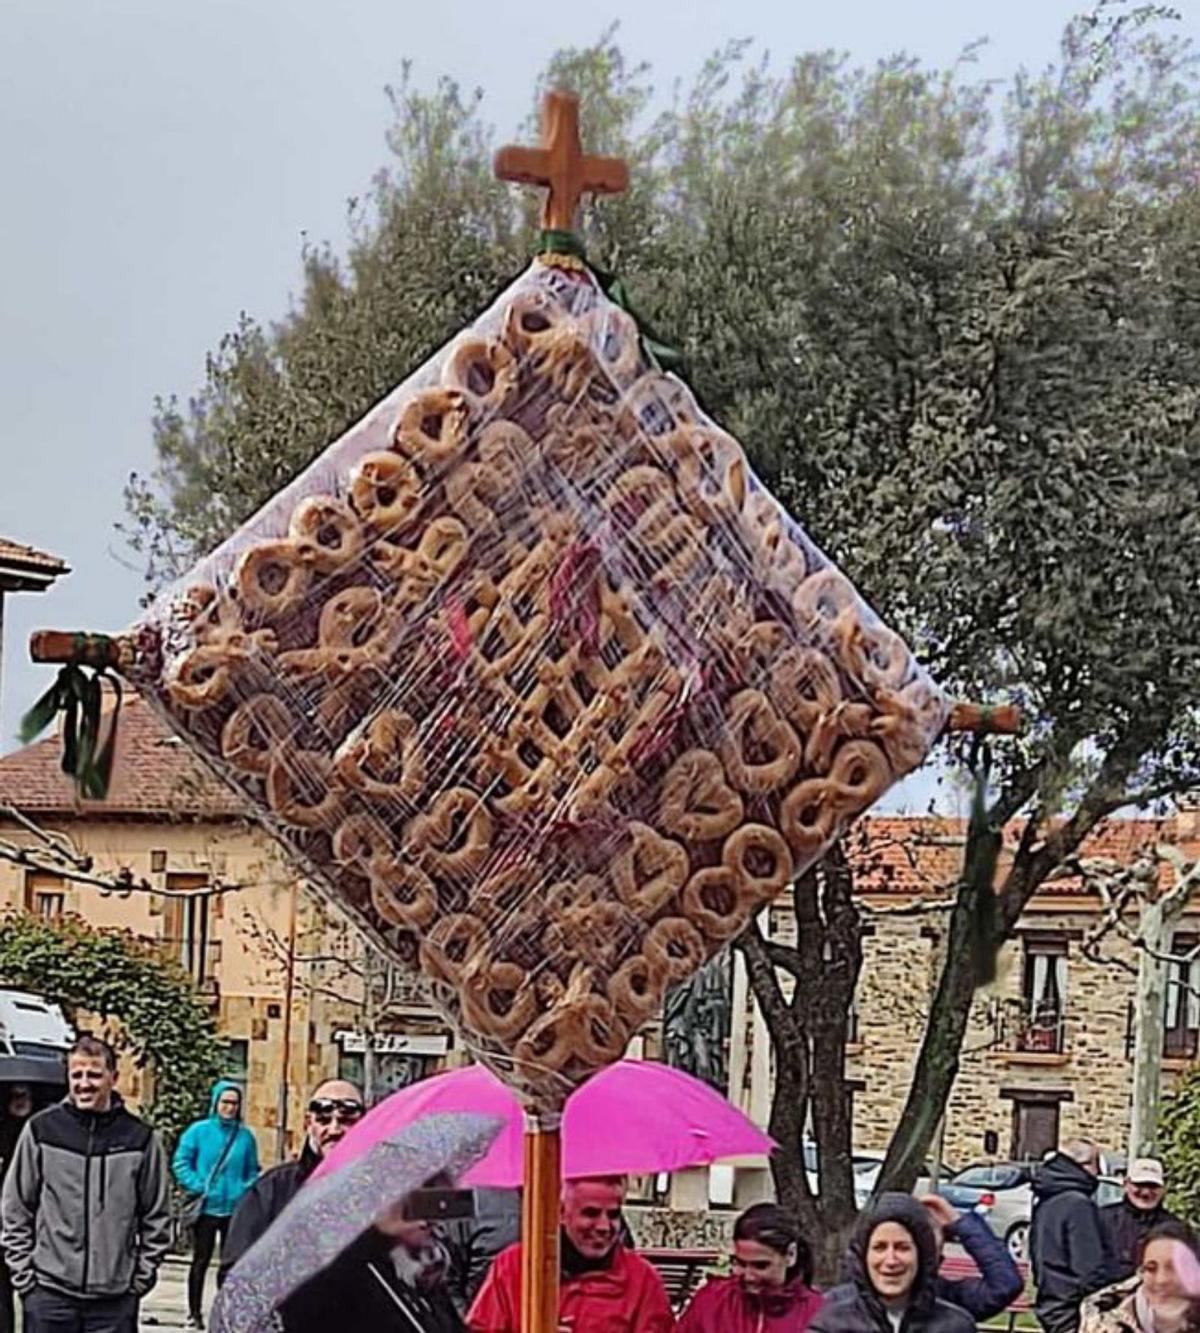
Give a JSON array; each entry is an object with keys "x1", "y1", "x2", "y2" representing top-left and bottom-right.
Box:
[{"x1": 1100, "y1": 1157, "x2": 1179, "y2": 1280}]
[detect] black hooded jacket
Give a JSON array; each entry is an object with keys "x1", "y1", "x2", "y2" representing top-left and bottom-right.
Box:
[
  {"x1": 1100, "y1": 1197, "x2": 1180, "y2": 1282},
  {"x1": 809, "y1": 1194, "x2": 974, "y2": 1333},
  {"x1": 1030, "y1": 1154, "x2": 1116, "y2": 1333},
  {"x1": 218, "y1": 1139, "x2": 321, "y2": 1285}
]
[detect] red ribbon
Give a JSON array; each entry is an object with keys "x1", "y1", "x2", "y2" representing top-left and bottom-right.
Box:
[{"x1": 549, "y1": 540, "x2": 602, "y2": 654}]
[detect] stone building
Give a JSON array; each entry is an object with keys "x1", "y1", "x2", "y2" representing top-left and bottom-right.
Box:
[{"x1": 840, "y1": 808, "x2": 1200, "y2": 1167}]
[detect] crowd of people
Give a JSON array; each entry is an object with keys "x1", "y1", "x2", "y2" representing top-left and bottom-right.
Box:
[{"x1": 0, "y1": 1042, "x2": 1198, "y2": 1332}]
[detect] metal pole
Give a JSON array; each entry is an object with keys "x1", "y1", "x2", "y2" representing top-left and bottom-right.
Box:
[
  {"x1": 275, "y1": 881, "x2": 299, "y2": 1164},
  {"x1": 1129, "y1": 895, "x2": 1178, "y2": 1159}
]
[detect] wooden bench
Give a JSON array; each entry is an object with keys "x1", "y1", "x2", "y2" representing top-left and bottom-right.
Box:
[
  {"x1": 640, "y1": 1247, "x2": 721, "y2": 1312},
  {"x1": 939, "y1": 1251, "x2": 1032, "y2": 1329}
]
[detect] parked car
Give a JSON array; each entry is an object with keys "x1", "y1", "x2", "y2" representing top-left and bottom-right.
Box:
[
  {"x1": 0, "y1": 989, "x2": 71, "y2": 1118},
  {"x1": 799, "y1": 1142, "x2": 924, "y2": 1200},
  {"x1": 936, "y1": 1159, "x2": 1124, "y2": 1262},
  {"x1": 849, "y1": 1152, "x2": 954, "y2": 1208}
]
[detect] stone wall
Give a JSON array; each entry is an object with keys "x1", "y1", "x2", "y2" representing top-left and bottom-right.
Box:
[{"x1": 839, "y1": 899, "x2": 1200, "y2": 1166}]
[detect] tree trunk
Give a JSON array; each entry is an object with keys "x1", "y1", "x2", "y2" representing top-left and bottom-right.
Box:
[
  {"x1": 875, "y1": 860, "x2": 991, "y2": 1194},
  {"x1": 739, "y1": 852, "x2": 862, "y2": 1285},
  {"x1": 1129, "y1": 894, "x2": 1186, "y2": 1157}
]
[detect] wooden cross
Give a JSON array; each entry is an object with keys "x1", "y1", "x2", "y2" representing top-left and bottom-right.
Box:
[{"x1": 494, "y1": 90, "x2": 629, "y2": 232}]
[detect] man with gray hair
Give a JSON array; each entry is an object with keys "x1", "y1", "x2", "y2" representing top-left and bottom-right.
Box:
[{"x1": 1030, "y1": 1139, "x2": 1117, "y2": 1333}]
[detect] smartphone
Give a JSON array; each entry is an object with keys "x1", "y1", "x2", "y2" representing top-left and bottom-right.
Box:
[{"x1": 405, "y1": 1188, "x2": 477, "y2": 1222}]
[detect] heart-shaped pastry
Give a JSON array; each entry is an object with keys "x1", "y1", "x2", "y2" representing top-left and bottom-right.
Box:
[
  {"x1": 612, "y1": 822, "x2": 689, "y2": 917},
  {"x1": 717, "y1": 689, "x2": 803, "y2": 795},
  {"x1": 659, "y1": 749, "x2": 744, "y2": 843}
]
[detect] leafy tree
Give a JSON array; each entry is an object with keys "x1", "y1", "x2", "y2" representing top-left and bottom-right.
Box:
[
  {"x1": 1158, "y1": 1063, "x2": 1200, "y2": 1227},
  {"x1": 0, "y1": 914, "x2": 224, "y2": 1146},
  {"x1": 123, "y1": 3, "x2": 1200, "y2": 1275}
]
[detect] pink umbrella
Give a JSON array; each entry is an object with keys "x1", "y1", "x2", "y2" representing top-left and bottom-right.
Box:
[{"x1": 313, "y1": 1060, "x2": 774, "y2": 1187}]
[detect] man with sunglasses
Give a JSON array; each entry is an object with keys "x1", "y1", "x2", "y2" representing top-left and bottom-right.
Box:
[{"x1": 219, "y1": 1080, "x2": 363, "y2": 1284}]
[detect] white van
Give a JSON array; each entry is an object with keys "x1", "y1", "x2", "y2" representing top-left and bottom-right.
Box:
[{"x1": 0, "y1": 990, "x2": 73, "y2": 1058}]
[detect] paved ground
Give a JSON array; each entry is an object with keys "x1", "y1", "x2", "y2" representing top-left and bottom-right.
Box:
[{"x1": 139, "y1": 1255, "x2": 216, "y2": 1331}]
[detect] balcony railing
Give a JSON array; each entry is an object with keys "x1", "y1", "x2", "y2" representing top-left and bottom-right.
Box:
[
  {"x1": 1164, "y1": 1026, "x2": 1200, "y2": 1060},
  {"x1": 1015, "y1": 1009, "x2": 1065, "y2": 1054}
]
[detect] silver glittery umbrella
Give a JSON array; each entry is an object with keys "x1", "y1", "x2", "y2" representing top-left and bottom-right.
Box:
[{"x1": 210, "y1": 1111, "x2": 504, "y2": 1333}]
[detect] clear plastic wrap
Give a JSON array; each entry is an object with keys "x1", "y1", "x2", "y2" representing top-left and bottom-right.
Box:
[{"x1": 122, "y1": 259, "x2": 948, "y2": 1107}]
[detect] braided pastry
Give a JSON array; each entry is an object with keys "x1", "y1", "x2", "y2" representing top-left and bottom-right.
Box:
[
  {"x1": 368, "y1": 515, "x2": 468, "y2": 585},
  {"x1": 681, "y1": 866, "x2": 752, "y2": 942},
  {"x1": 723, "y1": 823, "x2": 794, "y2": 900},
  {"x1": 670, "y1": 425, "x2": 747, "y2": 523},
  {"x1": 842, "y1": 617, "x2": 911, "y2": 692},
  {"x1": 278, "y1": 586, "x2": 391, "y2": 685},
  {"x1": 588, "y1": 305, "x2": 642, "y2": 387},
  {"x1": 266, "y1": 749, "x2": 344, "y2": 831},
  {"x1": 779, "y1": 740, "x2": 891, "y2": 854},
  {"x1": 407, "y1": 787, "x2": 494, "y2": 880},
  {"x1": 289, "y1": 496, "x2": 364, "y2": 574},
  {"x1": 419, "y1": 912, "x2": 487, "y2": 986},
  {"x1": 166, "y1": 632, "x2": 273, "y2": 711},
  {"x1": 333, "y1": 707, "x2": 426, "y2": 802},
  {"x1": 221, "y1": 693, "x2": 292, "y2": 776},
  {"x1": 871, "y1": 679, "x2": 946, "y2": 775},
  {"x1": 742, "y1": 490, "x2": 808, "y2": 589},
  {"x1": 460, "y1": 956, "x2": 538, "y2": 1040},
  {"x1": 350, "y1": 452, "x2": 423, "y2": 531},
  {"x1": 445, "y1": 421, "x2": 531, "y2": 531},
  {"x1": 503, "y1": 291, "x2": 592, "y2": 398},
  {"x1": 644, "y1": 917, "x2": 706, "y2": 985},
  {"x1": 234, "y1": 541, "x2": 311, "y2": 619},
  {"x1": 608, "y1": 953, "x2": 667, "y2": 1024},
  {"x1": 793, "y1": 567, "x2": 860, "y2": 646}
]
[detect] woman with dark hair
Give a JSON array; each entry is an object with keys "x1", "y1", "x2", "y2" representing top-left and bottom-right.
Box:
[
  {"x1": 1081, "y1": 1220, "x2": 1200, "y2": 1332},
  {"x1": 678, "y1": 1203, "x2": 822, "y2": 1332},
  {"x1": 809, "y1": 1193, "x2": 973, "y2": 1333}
]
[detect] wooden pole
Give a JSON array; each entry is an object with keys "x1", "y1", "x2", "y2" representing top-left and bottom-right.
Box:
[
  {"x1": 946, "y1": 701, "x2": 1022, "y2": 736},
  {"x1": 29, "y1": 630, "x2": 124, "y2": 669},
  {"x1": 27, "y1": 626, "x2": 1029, "y2": 742},
  {"x1": 520, "y1": 1112, "x2": 561, "y2": 1333},
  {"x1": 276, "y1": 880, "x2": 299, "y2": 1165}
]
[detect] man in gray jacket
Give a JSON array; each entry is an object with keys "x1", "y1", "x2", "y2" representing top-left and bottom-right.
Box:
[{"x1": 1, "y1": 1034, "x2": 171, "y2": 1333}]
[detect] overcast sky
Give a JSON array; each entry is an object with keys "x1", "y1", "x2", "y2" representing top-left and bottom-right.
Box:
[{"x1": 3, "y1": 0, "x2": 1191, "y2": 812}]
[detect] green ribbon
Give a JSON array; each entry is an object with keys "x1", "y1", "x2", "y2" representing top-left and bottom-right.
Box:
[
  {"x1": 19, "y1": 649, "x2": 122, "y2": 800},
  {"x1": 535, "y1": 230, "x2": 685, "y2": 375}
]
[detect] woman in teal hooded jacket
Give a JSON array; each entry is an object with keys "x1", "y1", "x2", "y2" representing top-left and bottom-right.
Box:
[{"x1": 173, "y1": 1080, "x2": 259, "y2": 1328}]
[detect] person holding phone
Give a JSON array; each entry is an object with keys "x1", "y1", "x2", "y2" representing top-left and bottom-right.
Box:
[{"x1": 280, "y1": 1185, "x2": 465, "y2": 1333}]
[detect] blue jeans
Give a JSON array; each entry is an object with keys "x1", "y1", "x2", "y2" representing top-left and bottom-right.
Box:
[{"x1": 21, "y1": 1287, "x2": 137, "y2": 1333}]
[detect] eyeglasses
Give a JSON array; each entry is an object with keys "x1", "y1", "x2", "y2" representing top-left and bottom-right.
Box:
[{"x1": 307, "y1": 1098, "x2": 364, "y2": 1124}]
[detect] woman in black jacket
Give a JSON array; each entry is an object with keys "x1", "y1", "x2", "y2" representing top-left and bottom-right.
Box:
[{"x1": 810, "y1": 1193, "x2": 974, "y2": 1333}]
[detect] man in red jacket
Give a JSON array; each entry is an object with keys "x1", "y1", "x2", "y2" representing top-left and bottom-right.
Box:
[{"x1": 467, "y1": 1176, "x2": 674, "y2": 1332}]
